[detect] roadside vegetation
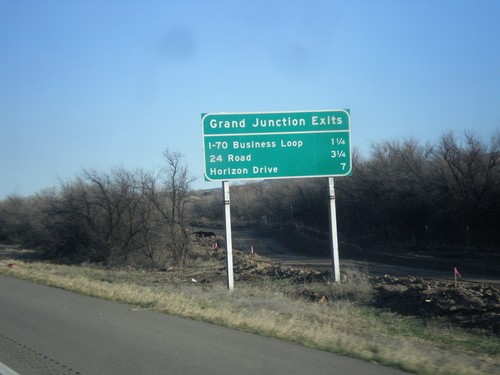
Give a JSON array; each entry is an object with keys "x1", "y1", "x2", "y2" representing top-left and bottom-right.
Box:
[{"x1": 0, "y1": 244, "x2": 498, "y2": 375}]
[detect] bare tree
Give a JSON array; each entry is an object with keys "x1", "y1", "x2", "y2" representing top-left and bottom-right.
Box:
[
  {"x1": 40, "y1": 168, "x2": 143, "y2": 263},
  {"x1": 80, "y1": 168, "x2": 144, "y2": 263},
  {"x1": 0, "y1": 194, "x2": 44, "y2": 246},
  {"x1": 430, "y1": 131, "x2": 500, "y2": 245},
  {"x1": 144, "y1": 150, "x2": 195, "y2": 266},
  {"x1": 190, "y1": 189, "x2": 224, "y2": 225},
  {"x1": 134, "y1": 169, "x2": 168, "y2": 267}
]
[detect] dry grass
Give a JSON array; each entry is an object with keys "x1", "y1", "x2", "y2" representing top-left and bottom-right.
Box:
[{"x1": 1, "y1": 258, "x2": 498, "y2": 375}]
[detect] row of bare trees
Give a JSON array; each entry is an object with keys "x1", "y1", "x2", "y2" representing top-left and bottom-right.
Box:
[
  {"x1": 192, "y1": 131, "x2": 499, "y2": 252},
  {"x1": 1, "y1": 132, "x2": 498, "y2": 262},
  {"x1": 341, "y1": 131, "x2": 499, "y2": 248},
  {"x1": 0, "y1": 150, "x2": 194, "y2": 266}
]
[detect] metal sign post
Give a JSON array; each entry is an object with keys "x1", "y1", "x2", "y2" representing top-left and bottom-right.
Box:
[
  {"x1": 328, "y1": 177, "x2": 340, "y2": 282},
  {"x1": 222, "y1": 181, "x2": 234, "y2": 291}
]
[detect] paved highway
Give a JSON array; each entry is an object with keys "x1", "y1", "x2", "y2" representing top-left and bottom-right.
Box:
[{"x1": 0, "y1": 275, "x2": 407, "y2": 375}]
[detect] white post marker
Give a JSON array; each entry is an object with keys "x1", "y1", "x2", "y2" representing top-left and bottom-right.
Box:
[
  {"x1": 454, "y1": 266, "x2": 462, "y2": 288},
  {"x1": 328, "y1": 177, "x2": 340, "y2": 282},
  {"x1": 222, "y1": 181, "x2": 234, "y2": 291}
]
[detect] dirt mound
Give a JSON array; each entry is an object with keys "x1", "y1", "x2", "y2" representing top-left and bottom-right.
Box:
[
  {"x1": 205, "y1": 247, "x2": 500, "y2": 334},
  {"x1": 235, "y1": 254, "x2": 330, "y2": 283},
  {"x1": 371, "y1": 275, "x2": 500, "y2": 334}
]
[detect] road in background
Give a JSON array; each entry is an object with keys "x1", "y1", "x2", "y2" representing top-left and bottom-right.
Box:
[
  {"x1": 199, "y1": 227, "x2": 499, "y2": 283},
  {"x1": 0, "y1": 275, "x2": 407, "y2": 375}
]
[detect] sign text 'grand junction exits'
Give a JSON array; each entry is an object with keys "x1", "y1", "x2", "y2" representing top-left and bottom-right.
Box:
[{"x1": 202, "y1": 110, "x2": 351, "y2": 181}]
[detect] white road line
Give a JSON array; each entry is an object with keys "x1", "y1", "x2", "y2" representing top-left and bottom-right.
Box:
[{"x1": 0, "y1": 361, "x2": 21, "y2": 375}]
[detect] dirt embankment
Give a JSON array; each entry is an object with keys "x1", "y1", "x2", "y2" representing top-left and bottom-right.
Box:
[{"x1": 370, "y1": 274, "x2": 499, "y2": 334}]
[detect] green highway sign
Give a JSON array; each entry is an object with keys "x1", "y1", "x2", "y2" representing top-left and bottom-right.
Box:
[{"x1": 202, "y1": 110, "x2": 351, "y2": 181}]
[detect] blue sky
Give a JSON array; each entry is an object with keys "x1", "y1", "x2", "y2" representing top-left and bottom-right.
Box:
[{"x1": 1, "y1": 0, "x2": 499, "y2": 198}]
